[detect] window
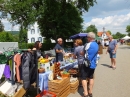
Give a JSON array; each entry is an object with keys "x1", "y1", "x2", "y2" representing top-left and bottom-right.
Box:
[
  {"x1": 31, "y1": 29, "x2": 35, "y2": 34},
  {"x1": 31, "y1": 38, "x2": 35, "y2": 43},
  {"x1": 38, "y1": 37, "x2": 42, "y2": 42}
]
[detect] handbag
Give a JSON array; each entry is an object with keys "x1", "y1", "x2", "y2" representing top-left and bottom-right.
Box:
[{"x1": 83, "y1": 43, "x2": 98, "y2": 67}]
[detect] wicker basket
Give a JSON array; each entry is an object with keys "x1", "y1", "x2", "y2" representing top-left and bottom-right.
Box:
[{"x1": 38, "y1": 68, "x2": 45, "y2": 73}]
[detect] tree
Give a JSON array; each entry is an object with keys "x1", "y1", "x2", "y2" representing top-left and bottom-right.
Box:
[
  {"x1": 107, "y1": 30, "x2": 112, "y2": 35},
  {"x1": 126, "y1": 25, "x2": 130, "y2": 36},
  {"x1": 0, "y1": 20, "x2": 4, "y2": 32},
  {"x1": 0, "y1": 0, "x2": 96, "y2": 39},
  {"x1": 0, "y1": 32, "x2": 14, "y2": 42},
  {"x1": 0, "y1": 0, "x2": 97, "y2": 27},
  {"x1": 112, "y1": 32, "x2": 126, "y2": 39},
  {"x1": 128, "y1": 33, "x2": 130, "y2": 37},
  {"x1": 85, "y1": 25, "x2": 98, "y2": 35},
  {"x1": 19, "y1": 26, "x2": 27, "y2": 43},
  {"x1": 38, "y1": 0, "x2": 83, "y2": 40},
  {"x1": 13, "y1": 34, "x2": 19, "y2": 42},
  {"x1": 126, "y1": 25, "x2": 130, "y2": 32}
]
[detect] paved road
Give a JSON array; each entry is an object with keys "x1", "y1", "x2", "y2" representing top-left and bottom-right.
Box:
[{"x1": 68, "y1": 44, "x2": 130, "y2": 97}]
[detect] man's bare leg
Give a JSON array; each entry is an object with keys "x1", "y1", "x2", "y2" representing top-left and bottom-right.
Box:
[
  {"x1": 82, "y1": 80, "x2": 88, "y2": 96},
  {"x1": 111, "y1": 58, "x2": 114, "y2": 67},
  {"x1": 88, "y1": 79, "x2": 94, "y2": 94},
  {"x1": 113, "y1": 58, "x2": 116, "y2": 67}
]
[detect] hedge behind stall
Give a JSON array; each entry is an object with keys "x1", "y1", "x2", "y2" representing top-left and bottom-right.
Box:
[{"x1": 19, "y1": 42, "x2": 73, "y2": 51}]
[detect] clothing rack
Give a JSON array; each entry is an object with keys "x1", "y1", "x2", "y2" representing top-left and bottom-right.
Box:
[
  {"x1": 19, "y1": 49, "x2": 40, "y2": 95},
  {"x1": 11, "y1": 55, "x2": 15, "y2": 85},
  {"x1": 0, "y1": 49, "x2": 40, "y2": 96}
]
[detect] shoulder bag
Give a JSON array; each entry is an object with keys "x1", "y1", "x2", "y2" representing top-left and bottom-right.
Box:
[{"x1": 83, "y1": 42, "x2": 98, "y2": 67}]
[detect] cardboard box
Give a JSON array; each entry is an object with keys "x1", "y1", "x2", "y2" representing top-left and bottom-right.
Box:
[{"x1": 14, "y1": 87, "x2": 26, "y2": 97}]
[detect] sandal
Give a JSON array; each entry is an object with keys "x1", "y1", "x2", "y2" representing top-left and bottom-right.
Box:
[
  {"x1": 112, "y1": 66, "x2": 116, "y2": 70},
  {"x1": 83, "y1": 92, "x2": 89, "y2": 97},
  {"x1": 89, "y1": 93, "x2": 93, "y2": 97}
]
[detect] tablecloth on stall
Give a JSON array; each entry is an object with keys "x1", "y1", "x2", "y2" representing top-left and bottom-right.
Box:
[
  {"x1": 39, "y1": 61, "x2": 78, "y2": 91},
  {"x1": 60, "y1": 61, "x2": 78, "y2": 70},
  {"x1": 39, "y1": 71, "x2": 52, "y2": 91}
]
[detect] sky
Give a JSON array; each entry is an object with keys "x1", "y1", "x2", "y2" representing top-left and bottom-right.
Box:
[
  {"x1": 1, "y1": 0, "x2": 130, "y2": 34},
  {"x1": 82, "y1": 0, "x2": 130, "y2": 34}
]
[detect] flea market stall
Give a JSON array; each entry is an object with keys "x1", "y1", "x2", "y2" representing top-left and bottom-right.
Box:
[
  {"x1": 0, "y1": 49, "x2": 40, "y2": 97},
  {"x1": 38, "y1": 53, "x2": 79, "y2": 97},
  {"x1": 0, "y1": 47, "x2": 79, "y2": 97}
]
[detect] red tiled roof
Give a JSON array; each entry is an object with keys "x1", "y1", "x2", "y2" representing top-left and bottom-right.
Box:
[{"x1": 97, "y1": 32, "x2": 110, "y2": 37}]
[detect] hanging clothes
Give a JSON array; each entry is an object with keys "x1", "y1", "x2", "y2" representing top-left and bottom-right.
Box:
[
  {"x1": 9, "y1": 56, "x2": 16, "y2": 84},
  {"x1": 14, "y1": 53, "x2": 21, "y2": 82},
  {"x1": 21, "y1": 51, "x2": 37, "y2": 89},
  {"x1": 0, "y1": 64, "x2": 6, "y2": 79},
  {"x1": 3, "y1": 65, "x2": 11, "y2": 79}
]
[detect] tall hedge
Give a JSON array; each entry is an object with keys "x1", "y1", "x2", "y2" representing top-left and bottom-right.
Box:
[{"x1": 19, "y1": 42, "x2": 73, "y2": 51}]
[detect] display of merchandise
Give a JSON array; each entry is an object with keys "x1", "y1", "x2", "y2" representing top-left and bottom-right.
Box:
[
  {"x1": 38, "y1": 57, "x2": 50, "y2": 72},
  {"x1": 48, "y1": 72, "x2": 54, "y2": 81},
  {"x1": 53, "y1": 62, "x2": 61, "y2": 80},
  {"x1": 68, "y1": 69, "x2": 78, "y2": 74},
  {"x1": 70, "y1": 76, "x2": 78, "y2": 83}
]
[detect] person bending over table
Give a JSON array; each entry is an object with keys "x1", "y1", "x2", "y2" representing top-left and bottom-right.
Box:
[{"x1": 54, "y1": 38, "x2": 65, "y2": 62}]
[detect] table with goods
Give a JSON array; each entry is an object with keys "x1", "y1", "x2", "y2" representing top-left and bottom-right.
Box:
[{"x1": 37, "y1": 53, "x2": 80, "y2": 97}]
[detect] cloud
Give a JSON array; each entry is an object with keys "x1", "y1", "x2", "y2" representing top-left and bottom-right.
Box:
[
  {"x1": 83, "y1": 13, "x2": 130, "y2": 34},
  {"x1": 82, "y1": 0, "x2": 130, "y2": 34},
  {"x1": 83, "y1": 0, "x2": 130, "y2": 18},
  {"x1": 1, "y1": 19, "x2": 20, "y2": 31}
]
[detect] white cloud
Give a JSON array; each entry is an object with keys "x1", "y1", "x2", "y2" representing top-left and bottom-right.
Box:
[
  {"x1": 83, "y1": 13, "x2": 130, "y2": 34},
  {"x1": 1, "y1": 19, "x2": 20, "y2": 31}
]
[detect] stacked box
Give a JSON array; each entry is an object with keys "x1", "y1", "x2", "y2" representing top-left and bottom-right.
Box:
[
  {"x1": 70, "y1": 80, "x2": 79, "y2": 93},
  {"x1": 48, "y1": 77, "x2": 70, "y2": 97}
]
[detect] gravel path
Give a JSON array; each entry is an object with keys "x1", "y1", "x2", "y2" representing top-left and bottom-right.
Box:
[{"x1": 68, "y1": 44, "x2": 130, "y2": 97}]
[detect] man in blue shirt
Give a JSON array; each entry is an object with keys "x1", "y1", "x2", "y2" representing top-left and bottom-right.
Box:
[
  {"x1": 81, "y1": 32, "x2": 99, "y2": 97},
  {"x1": 106, "y1": 35, "x2": 117, "y2": 69}
]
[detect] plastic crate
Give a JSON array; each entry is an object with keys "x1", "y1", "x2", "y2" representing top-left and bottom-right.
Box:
[{"x1": 36, "y1": 90, "x2": 56, "y2": 97}]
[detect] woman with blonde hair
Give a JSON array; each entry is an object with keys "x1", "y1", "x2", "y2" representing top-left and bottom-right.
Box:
[{"x1": 73, "y1": 39, "x2": 84, "y2": 79}]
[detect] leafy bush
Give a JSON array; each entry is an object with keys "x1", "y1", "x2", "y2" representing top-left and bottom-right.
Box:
[{"x1": 19, "y1": 41, "x2": 73, "y2": 51}]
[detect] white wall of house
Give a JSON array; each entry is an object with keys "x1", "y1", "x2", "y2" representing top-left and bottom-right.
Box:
[
  {"x1": 27, "y1": 22, "x2": 44, "y2": 43},
  {"x1": 101, "y1": 32, "x2": 108, "y2": 40},
  {"x1": 27, "y1": 22, "x2": 73, "y2": 43}
]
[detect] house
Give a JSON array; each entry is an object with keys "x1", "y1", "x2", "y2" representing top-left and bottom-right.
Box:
[
  {"x1": 97, "y1": 27, "x2": 111, "y2": 40},
  {"x1": 27, "y1": 22, "x2": 44, "y2": 43},
  {"x1": 27, "y1": 22, "x2": 73, "y2": 43}
]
